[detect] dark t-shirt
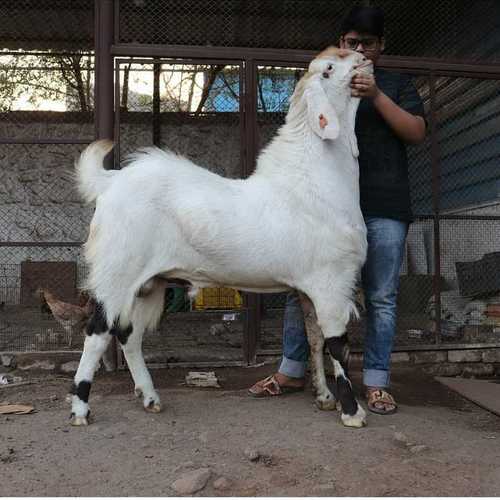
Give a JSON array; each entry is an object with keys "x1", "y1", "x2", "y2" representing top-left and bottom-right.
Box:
[{"x1": 356, "y1": 68, "x2": 425, "y2": 221}]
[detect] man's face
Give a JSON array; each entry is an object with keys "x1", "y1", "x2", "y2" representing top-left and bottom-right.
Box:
[{"x1": 339, "y1": 30, "x2": 384, "y2": 65}]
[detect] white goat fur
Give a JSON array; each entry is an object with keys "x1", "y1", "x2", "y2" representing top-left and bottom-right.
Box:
[{"x1": 72, "y1": 48, "x2": 372, "y2": 426}]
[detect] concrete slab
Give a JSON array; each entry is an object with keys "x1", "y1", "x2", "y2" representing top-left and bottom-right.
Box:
[{"x1": 436, "y1": 376, "x2": 500, "y2": 416}]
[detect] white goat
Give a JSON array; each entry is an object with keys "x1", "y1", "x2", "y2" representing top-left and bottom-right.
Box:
[{"x1": 70, "y1": 47, "x2": 373, "y2": 428}]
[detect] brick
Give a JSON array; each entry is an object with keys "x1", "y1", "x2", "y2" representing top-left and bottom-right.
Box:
[
  {"x1": 391, "y1": 352, "x2": 410, "y2": 364},
  {"x1": 461, "y1": 363, "x2": 495, "y2": 378},
  {"x1": 411, "y1": 351, "x2": 447, "y2": 364},
  {"x1": 423, "y1": 363, "x2": 461, "y2": 377},
  {"x1": 482, "y1": 349, "x2": 500, "y2": 363},
  {"x1": 0, "y1": 354, "x2": 16, "y2": 368},
  {"x1": 18, "y1": 360, "x2": 55, "y2": 371},
  {"x1": 60, "y1": 361, "x2": 80, "y2": 373},
  {"x1": 448, "y1": 350, "x2": 482, "y2": 363}
]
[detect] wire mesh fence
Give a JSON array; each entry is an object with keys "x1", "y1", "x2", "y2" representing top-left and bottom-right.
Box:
[
  {"x1": 113, "y1": 58, "x2": 247, "y2": 364},
  {"x1": 0, "y1": 0, "x2": 93, "y2": 52},
  {"x1": 117, "y1": 0, "x2": 500, "y2": 63},
  {"x1": 1, "y1": 0, "x2": 500, "y2": 360}
]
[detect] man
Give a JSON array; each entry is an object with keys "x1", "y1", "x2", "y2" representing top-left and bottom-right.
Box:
[{"x1": 249, "y1": 6, "x2": 426, "y2": 415}]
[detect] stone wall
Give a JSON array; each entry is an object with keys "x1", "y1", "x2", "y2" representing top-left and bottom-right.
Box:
[
  {"x1": 1, "y1": 113, "x2": 499, "y2": 303},
  {"x1": 0, "y1": 113, "x2": 279, "y2": 302}
]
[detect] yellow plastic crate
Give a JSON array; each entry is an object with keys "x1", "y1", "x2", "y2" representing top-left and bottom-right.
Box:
[{"x1": 194, "y1": 287, "x2": 243, "y2": 310}]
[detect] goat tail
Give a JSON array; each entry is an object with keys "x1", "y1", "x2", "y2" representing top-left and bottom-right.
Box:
[{"x1": 75, "y1": 139, "x2": 117, "y2": 204}]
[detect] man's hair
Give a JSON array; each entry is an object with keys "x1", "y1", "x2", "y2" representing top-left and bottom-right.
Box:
[{"x1": 340, "y1": 6, "x2": 385, "y2": 38}]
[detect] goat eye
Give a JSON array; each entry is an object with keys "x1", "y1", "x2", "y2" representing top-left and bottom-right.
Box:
[{"x1": 327, "y1": 64, "x2": 333, "y2": 70}]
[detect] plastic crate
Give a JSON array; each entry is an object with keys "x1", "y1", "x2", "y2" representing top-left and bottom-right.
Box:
[
  {"x1": 194, "y1": 287, "x2": 243, "y2": 310},
  {"x1": 456, "y1": 252, "x2": 500, "y2": 298}
]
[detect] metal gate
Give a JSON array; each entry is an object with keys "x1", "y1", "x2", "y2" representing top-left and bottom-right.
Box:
[{"x1": 1, "y1": 0, "x2": 500, "y2": 364}]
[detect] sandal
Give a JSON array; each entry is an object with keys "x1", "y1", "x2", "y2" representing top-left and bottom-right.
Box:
[
  {"x1": 248, "y1": 375, "x2": 304, "y2": 398},
  {"x1": 366, "y1": 388, "x2": 397, "y2": 415}
]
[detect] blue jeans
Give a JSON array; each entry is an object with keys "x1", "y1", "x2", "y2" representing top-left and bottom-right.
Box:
[{"x1": 279, "y1": 217, "x2": 408, "y2": 388}]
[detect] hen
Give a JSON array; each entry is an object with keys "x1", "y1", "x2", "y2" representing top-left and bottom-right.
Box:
[{"x1": 38, "y1": 288, "x2": 94, "y2": 348}]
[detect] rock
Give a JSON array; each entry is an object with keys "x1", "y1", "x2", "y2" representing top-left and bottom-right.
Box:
[
  {"x1": 209, "y1": 324, "x2": 226, "y2": 336},
  {"x1": 60, "y1": 361, "x2": 80, "y2": 374},
  {"x1": 213, "y1": 476, "x2": 231, "y2": 491},
  {"x1": 173, "y1": 460, "x2": 195, "y2": 473},
  {"x1": 314, "y1": 483, "x2": 336, "y2": 494},
  {"x1": 0, "y1": 373, "x2": 13, "y2": 385},
  {"x1": 409, "y1": 444, "x2": 428, "y2": 454},
  {"x1": 171, "y1": 468, "x2": 211, "y2": 495},
  {"x1": 260, "y1": 454, "x2": 275, "y2": 466},
  {"x1": 185, "y1": 371, "x2": 220, "y2": 388},
  {"x1": 1, "y1": 354, "x2": 16, "y2": 368},
  {"x1": 393, "y1": 431, "x2": 409, "y2": 444},
  {"x1": 462, "y1": 363, "x2": 495, "y2": 378},
  {"x1": 448, "y1": 350, "x2": 482, "y2": 363},
  {"x1": 482, "y1": 349, "x2": 500, "y2": 363},
  {"x1": 270, "y1": 473, "x2": 296, "y2": 487},
  {"x1": 18, "y1": 360, "x2": 55, "y2": 371},
  {"x1": 243, "y1": 447, "x2": 260, "y2": 461},
  {"x1": 411, "y1": 351, "x2": 447, "y2": 364}
]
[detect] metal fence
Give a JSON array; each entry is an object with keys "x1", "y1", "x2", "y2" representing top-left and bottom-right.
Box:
[{"x1": 1, "y1": 0, "x2": 500, "y2": 365}]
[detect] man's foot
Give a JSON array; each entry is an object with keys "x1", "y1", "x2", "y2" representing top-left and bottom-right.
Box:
[
  {"x1": 248, "y1": 373, "x2": 305, "y2": 398},
  {"x1": 366, "y1": 387, "x2": 397, "y2": 415}
]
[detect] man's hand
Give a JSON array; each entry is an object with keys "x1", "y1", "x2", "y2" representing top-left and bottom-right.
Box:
[{"x1": 350, "y1": 72, "x2": 380, "y2": 99}]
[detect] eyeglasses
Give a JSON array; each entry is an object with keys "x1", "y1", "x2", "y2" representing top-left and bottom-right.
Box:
[{"x1": 342, "y1": 36, "x2": 379, "y2": 51}]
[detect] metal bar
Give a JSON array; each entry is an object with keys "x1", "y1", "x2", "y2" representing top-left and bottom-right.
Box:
[
  {"x1": 114, "y1": 57, "x2": 243, "y2": 67},
  {"x1": 240, "y1": 58, "x2": 261, "y2": 365},
  {"x1": 420, "y1": 215, "x2": 500, "y2": 221},
  {"x1": 152, "y1": 59, "x2": 161, "y2": 146},
  {"x1": 378, "y1": 56, "x2": 500, "y2": 78},
  {"x1": 114, "y1": 58, "x2": 121, "y2": 167},
  {"x1": 0, "y1": 242, "x2": 84, "y2": 247},
  {"x1": 429, "y1": 73, "x2": 442, "y2": 345},
  {"x1": 133, "y1": 361, "x2": 248, "y2": 370},
  {"x1": 95, "y1": 0, "x2": 118, "y2": 370},
  {"x1": 239, "y1": 62, "x2": 245, "y2": 179},
  {"x1": 0, "y1": 51, "x2": 93, "y2": 57},
  {"x1": 0, "y1": 138, "x2": 93, "y2": 145},
  {"x1": 257, "y1": 342, "x2": 500, "y2": 355},
  {"x1": 111, "y1": 44, "x2": 500, "y2": 78},
  {"x1": 95, "y1": 0, "x2": 115, "y2": 142},
  {"x1": 111, "y1": 43, "x2": 315, "y2": 63},
  {"x1": 114, "y1": 0, "x2": 120, "y2": 45}
]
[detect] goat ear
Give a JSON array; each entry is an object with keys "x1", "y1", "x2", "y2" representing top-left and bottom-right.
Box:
[
  {"x1": 304, "y1": 77, "x2": 340, "y2": 140},
  {"x1": 347, "y1": 98, "x2": 360, "y2": 157},
  {"x1": 349, "y1": 133, "x2": 359, "y2": 157}
]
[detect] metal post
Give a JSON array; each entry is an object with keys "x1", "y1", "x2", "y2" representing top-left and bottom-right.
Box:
[
  {"x1": 242, "y1": 59, "x2": 261, "y2": 365},
  {"x1": 95, "y1": 0, "x2": 115, "y2": 144},
  {"x1": 94, "y1": 0, "x2": 119, "y2": 369},
  {"x1": 429, "y1": 72, "x2": 442, "y2": 344},
  {"x1": 153, "y1": 60, "x2": 161, "y2": 146}
]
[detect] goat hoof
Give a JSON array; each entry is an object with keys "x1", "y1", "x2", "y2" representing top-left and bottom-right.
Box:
[
  {"x1": 315, "y1": 394, "x2": 337, "y2": 411},
  {"x1": 134, "y1": 387, "x2": 143, "y2": 398},
  {"x1": 341, "y1": 405, "x2": 367, "y2": 428},
  {"x1": 145, "y1": 401, "x2": 162, "y2": 413},
  {"x1": 70, "y1": 415, "x2": 89, "y2": 426}
]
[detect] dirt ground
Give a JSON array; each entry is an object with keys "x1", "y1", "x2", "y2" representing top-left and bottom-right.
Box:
[{"x1": 2, "y1": 363, "x2": 500, "y2": 497}]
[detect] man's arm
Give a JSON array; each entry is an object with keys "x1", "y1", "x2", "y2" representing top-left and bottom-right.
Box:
[{"x1": 351, "y1": 73, "x2": 426, "y2": 144}]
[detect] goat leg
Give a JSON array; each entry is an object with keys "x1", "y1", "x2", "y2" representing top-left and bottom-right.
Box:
[
  {"x1": 325, "y1": 336, "x2": 366, "y2": 428},
  {"x1": 298, "y1": 293, "x2": 337, "y2": 411},
  {"x1": 69, "y1": 302, "x2": 111, "y2": 426}
]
